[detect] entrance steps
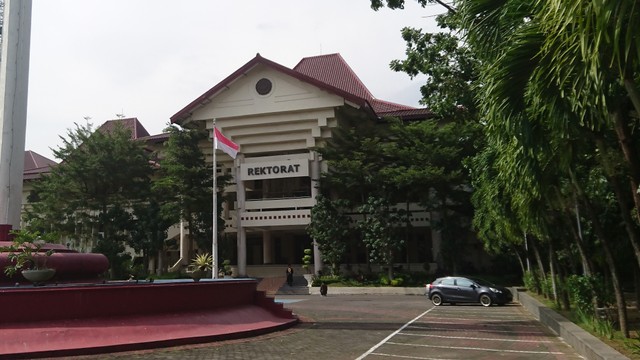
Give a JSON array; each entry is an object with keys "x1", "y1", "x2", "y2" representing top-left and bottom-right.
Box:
[{"x1": 257, "y1": 275, "x2": 311, "y2": 295}]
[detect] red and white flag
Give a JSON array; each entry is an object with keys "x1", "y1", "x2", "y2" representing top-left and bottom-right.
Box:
[{"x1": 214, "y1": 127, "x2": 239, "y2": 159}]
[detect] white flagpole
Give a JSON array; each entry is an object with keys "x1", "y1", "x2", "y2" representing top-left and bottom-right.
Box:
[{"x1": 212, "y1": 120, "x2": 218, "y2": 279}]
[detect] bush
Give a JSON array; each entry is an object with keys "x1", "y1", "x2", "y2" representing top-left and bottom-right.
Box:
[
  {"x1": 523, "y1": 270, "x2": 541, "y2": 293},
  {"x1": 566, "y1": 275, "x2": 595, "y2": 315},
  {"x1": 379, "y1": 274, "x2": 390, "y2": 286}
]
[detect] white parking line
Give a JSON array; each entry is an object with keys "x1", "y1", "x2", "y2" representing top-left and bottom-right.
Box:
[
  {"x1": 398, "y1": 333, "x2": 554, "y2": 343},
  {"x1": 355, "y1": 308, "x2": 435, "y2": 360},
  {"x1": 369, "y1": 353, "x2": 455, "y2": 360},
  {"x1": 412, "y1": 320, "x2": 541, "y2": 328},
  {"x1": 421, "y1": 316, "x2": 539, "y2": 326},
  {"x1": 384, "y1": 342, "x2": 568, "y2": 355},
  {"x1": 407, "y1": 324, "x2": 545, "y2": 335}
]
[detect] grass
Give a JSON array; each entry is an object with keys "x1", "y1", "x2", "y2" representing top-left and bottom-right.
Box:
[{"x1": 529, "y1": 292, "x2": 640, "y2": 359}]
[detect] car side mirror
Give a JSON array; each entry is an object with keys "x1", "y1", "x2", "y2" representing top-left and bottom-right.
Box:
[{"x1": 470, "y1": 284, "x2": 477, "y2": 288}]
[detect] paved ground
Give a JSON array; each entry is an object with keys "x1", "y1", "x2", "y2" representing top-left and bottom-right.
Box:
[{"x1": 54, "y1": 294, "x2": 583, "y2": 360}]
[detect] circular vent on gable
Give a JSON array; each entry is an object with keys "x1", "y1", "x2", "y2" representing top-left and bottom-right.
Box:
[{"x1": 255, "y1": 78, "x2": 273, "y2": 95}]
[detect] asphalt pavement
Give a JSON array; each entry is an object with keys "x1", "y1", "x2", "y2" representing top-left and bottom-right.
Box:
[{"x1": 52, "y1": 293, "x2": 585, "y2": 360}]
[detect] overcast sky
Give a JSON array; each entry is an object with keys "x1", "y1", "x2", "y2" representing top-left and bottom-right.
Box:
[{"x1": 25, "y1": 0, "x2": 443, "y2": 160}]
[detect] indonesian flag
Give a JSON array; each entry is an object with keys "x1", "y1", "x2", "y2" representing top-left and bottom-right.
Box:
[{"x1": 214, "y1": 127, "x2": 239, "y2": 159}]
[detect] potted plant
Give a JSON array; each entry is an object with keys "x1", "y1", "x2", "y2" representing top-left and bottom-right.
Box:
[
  {"x1": 1, "y1": 229, "x2": 56, "y2": 285},
  {"x1": 220, "y1": 259, "x2": 233, "y2": 278},
  {"x1": 302, "y1": 248, "x2": 314, "y2": 287},
  {"x1": 188, "y1": 253, "x2": 212, "y2": 282}
]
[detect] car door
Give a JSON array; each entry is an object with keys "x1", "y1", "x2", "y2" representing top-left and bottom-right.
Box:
[
  {"x1": 436, "y1": 277, "x2": 457, "y2": 302},
  {"x1": 454, "y1": 277, "x2": 478, "y2": 303}
]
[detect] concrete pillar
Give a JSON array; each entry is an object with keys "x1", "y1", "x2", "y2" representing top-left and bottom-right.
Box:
[
  {"x1": 313, "y1": 240, "x2": 322, "y2": 275},
  {"x1": 238, "y1": 228, "x2": 247, "y2": 276},
  {"x1": 311, "y1": 151, "x2": 323, "y2": 274},
  {"x1": 262, "y1": 230, "x2": 273, "y2": 264},
  {"x1": 235, "y1": 155, "x2": 247, "y2": 276},
  {"x1": 0, "y1": 0, "x2": 32, "y2": 229}
]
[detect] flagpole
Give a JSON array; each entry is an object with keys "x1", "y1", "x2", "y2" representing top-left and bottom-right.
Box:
[{"x1": 212, "y1": 120, "x2": 218, "y2": 279}]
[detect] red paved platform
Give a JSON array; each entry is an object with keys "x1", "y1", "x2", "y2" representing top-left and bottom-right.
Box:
[{"x1": 0, "y1": 279, "x2": 298, "y2": 359}]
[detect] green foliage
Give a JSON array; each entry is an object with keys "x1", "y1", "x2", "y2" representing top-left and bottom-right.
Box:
[
  {"x1": 623, "y1": 338, "x2": 640, "y2": 356},
  {"x1": 523, "y1": 270, "x2": 542, "y2": 294},
  {"x1": 154, "y1": 125, "x2": 214, "y2": 253},
  {"x1": 1, "y1": 230, "x2": 57, "y2": 276},
  {"x1": 358, "y1": 197, "x2": 407, "y2": 279},
  {"x1": 221, "y1": 259, "x2": 233, "y2": 276},
  {"x1": 566, "y1": 275, "x2": 596, "y2": 315},
  {"x1": 307, "y1": 195, "x2": 350, "y2": 275},
  {"x1": 301, "y1": 248, "x2": 312, "y2": 274},
  {"x1": 190, "y1": 253, "x2": 213, "y2": 271},
  {"x1": 26, "y1": 122, "x2": 153, "y2": 277},
  {"x1": 575, "y1": 308, "x2": 614, "y2": 340}
]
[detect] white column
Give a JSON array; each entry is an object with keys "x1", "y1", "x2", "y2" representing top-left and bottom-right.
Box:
[
  {"x1": 0, "y1": 0, "x2": 32, "y2": 228},
  {"x1": 238, "y1": 228, "x2": 247, "y2": 276},
  {"x1": 311, "y1": 151, "x2": 322, "y2": 274},
  {"x1": 235, "y1": 155, "x2": 247, "y2": 276}
]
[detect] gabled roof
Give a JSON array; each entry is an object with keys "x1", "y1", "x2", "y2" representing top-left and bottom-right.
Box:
[
  {"x1": 294, "y1": 54, "x2": 415, "y2": 114},
  {"x1": 171, "y1": 53, "x2": 430, "y2": 123},
  {"x1": 23, "y1": 150, "x2": 57, "y2": 180},
  {"x1": 98, "y1": 118, "x2": 150, "y2": 139}
]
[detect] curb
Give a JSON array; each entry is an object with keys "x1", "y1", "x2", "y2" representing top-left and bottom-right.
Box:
[
  {"x1": 513, "y1": 288, "x2": 629, "y2": 360},
  {"x1": 307, "y1": 286, "x2": 424, "y2": 296}
]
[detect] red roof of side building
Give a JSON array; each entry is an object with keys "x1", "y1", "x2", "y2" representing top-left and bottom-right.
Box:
[
  {"x1": 98, "y1": 118, "x2": 150, "y2": 139},
  {"x1": 23, "y1": 150, "x2": 57, "y2": 180},
  {"x1": 171, "y1": 53, "x2": 431, "y2": 123}
]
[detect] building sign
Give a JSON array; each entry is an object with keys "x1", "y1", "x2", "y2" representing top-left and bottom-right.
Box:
[{"x1": 241, "y1": 159, "x2": 309, "y2": 180}]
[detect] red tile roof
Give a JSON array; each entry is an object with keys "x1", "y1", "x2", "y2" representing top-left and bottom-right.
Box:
[
  {"x1": 293, "y1": 54, "x2": 374, "y2": 101},
  {"x1": 294, "y1": 54, "x2": 417, "y2": 114},
  {"x1": 171, "y1": 53, "x2": 431, "y2": 123},
  {"x1": 98, "y1": 118, "x2": 150, "y2": 139},
  {"x1": 23, "y1": 150, "x2": 57, "y2": 180}
]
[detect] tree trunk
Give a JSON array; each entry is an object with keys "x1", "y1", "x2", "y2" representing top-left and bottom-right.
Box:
[
  {"x1": 530, "y1": 239, "x2": 547, "y2": 296},
  {"x1": 549, "y1": 241, "x2": 558, "y2": 303},
  {"x1": 510, "y1": 243, "x2": 526, "y2": 276}
]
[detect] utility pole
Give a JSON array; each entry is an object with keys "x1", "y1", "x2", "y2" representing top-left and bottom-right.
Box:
[{"x1": 0, "y1": 0, "x2": 32, "y2": 234}]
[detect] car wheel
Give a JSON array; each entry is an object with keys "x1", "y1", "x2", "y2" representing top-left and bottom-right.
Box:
[
  {"x1": 480, "y1": 294, "x2": 492, "y2": 307},
  {"x1": 431, "y1": 294, "x2": 443, "y2": 306}
]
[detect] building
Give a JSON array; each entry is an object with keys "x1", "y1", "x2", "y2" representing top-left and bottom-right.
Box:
[
  {"x1": 170, "y1": 53, "x2": 443, "y2": 277},
  {"x1": 21, "y1": 54, "x2": 491, "y2": 278}
]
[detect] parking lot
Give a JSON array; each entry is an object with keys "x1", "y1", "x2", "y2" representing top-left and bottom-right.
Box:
[
  {"x1": 65, "y1": 294, "x2": 583, "y2": 360},
  {"x1": 356, "y1": 303, "x2": 582, "y2": 359}
]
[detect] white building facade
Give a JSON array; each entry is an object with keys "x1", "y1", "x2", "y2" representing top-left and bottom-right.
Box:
[{"x1": 171, "y1": 54, "x2": 439, "y2": 277}]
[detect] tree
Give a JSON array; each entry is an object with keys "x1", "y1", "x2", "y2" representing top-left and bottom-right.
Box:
[
  {"x1": 152, "y1": 125, "x2": 214, "y2": 260},
  {"x1": 26, "y1": 122, "x2": 153, "y2": 278},
  {"x1": 358, "y1": 196, "x2": 408, "y2": 280},
  {"x1": 307, "y1": 195, "x2": 351, "y2": 276}
]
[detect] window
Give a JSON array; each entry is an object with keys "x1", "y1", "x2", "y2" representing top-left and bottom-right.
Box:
[{"x1": 456, "y1": 278, "x2": 474, "y2": 287}]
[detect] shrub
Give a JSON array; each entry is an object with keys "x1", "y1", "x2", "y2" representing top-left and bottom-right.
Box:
[
  {"x1": 523, "y1": 270, "x2": 541, "y2": 293},
  {"x1": 566, "y1": 275, "x2": 595, "y2": 315}
]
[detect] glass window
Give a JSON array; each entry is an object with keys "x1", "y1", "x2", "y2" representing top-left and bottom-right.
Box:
[
  {"x1": 456, "y1": 278, "x2": 474, "y2": 287},
  {"x1": 441, "y1": 278, "x2": 455, "y2": 286}
]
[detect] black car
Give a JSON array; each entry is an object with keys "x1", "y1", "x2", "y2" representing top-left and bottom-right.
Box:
[{"x1": 426, "y1": 276, "x2": 513, "y2": 307}]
